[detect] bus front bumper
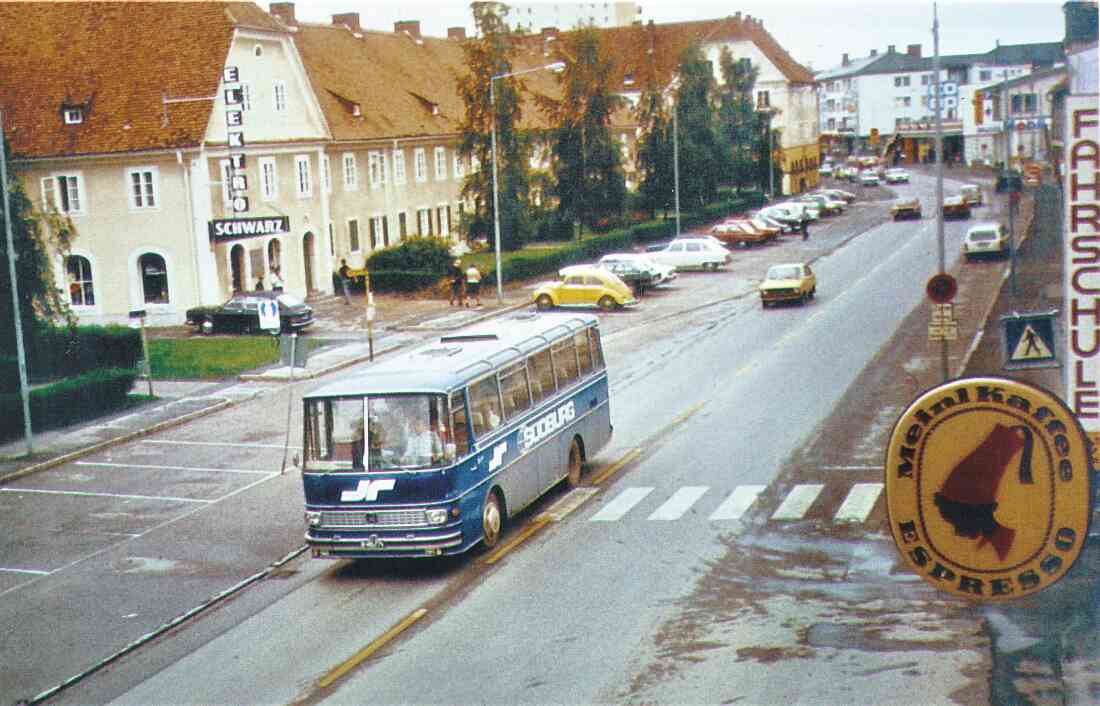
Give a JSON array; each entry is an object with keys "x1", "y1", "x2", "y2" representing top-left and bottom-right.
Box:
[{"x1": 306, "y1": 528, "x2": 464, "y2": 558}]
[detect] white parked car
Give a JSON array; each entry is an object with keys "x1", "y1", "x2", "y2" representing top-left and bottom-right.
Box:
[
  {"x1": 884, "y1": 168, "x2": 910, "y2": 184},
  {"x1": 817, "y1": 188, "x2": 856, "y2": 203},
  {"x1": 647, "y1": 237, "x2": 731, "y2": 271},
  {"x1": 777, "y1": 201, "x2": 820, "y2": 222},
  {"x1": 859, "y1": 169, "x2": 880, "y2": 186},
  {"x1": 962, "y1": 222, "x2": 1009, "y2": 260},
  {"x1": 598, "y1": 252, "x2": 677, "y2": 286}
]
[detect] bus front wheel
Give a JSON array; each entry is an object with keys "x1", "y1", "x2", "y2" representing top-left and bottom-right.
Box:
[
  {"x1": 566, "y1": 438, "x2": 583, "y2": 487},
  {"x1": 481, "y1": 490, "x2": 504, "y2": 549}
]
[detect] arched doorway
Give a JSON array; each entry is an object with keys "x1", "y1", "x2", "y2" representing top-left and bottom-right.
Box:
[
  {"x1": 302, "y1": 232, "x2": 315, "y2": 295},
  {"x1": 230, "y1": 243, "x2": 245, "y2": 292}
]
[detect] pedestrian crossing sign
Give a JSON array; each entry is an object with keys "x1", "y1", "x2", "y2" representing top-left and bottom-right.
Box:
[{"x1": 1001, "y1": 311, "x2": 1058, "y2": 369}]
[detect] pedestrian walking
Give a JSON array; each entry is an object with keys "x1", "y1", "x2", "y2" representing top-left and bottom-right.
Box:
[
  {"x1": 255, "y1": 275, "x2": 265, "y2": 291},
  {"x1": 464, "y1": 264, "x2": 482, "y2": 307},
  {"x1": 800, "y1": 219, "x2": 810, "y2": 241},
  {"x1": 270, "y1": 266, "x2": 284, "y2": 292},
  {"x1": 448, "y1": 259, "x2": 465, "y2": 307},
  {"x1": 338, "y1": 259, "x2": 352, "y2": 305}
]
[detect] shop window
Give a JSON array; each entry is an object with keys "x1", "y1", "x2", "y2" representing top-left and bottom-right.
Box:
[
  {"x1": 139, "y1": 253, "x2": 169, "y2": 304},
  {"x1": 66, "y1": 255, "x2": 94, "y2": 306}
]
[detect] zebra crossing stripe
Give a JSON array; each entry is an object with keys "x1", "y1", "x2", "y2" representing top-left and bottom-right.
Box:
[
  {"x1": 833, "y1": 482, "x2": 884, "y2": 523},
  {"x1": 771, "y1": 484, "x2": 824, "y2": 520},
  {"x1": 709, "y1": 485, "x2": 766, "y2": 520},
  {"x1": 590, "y1": 487, "x2": 653, "y2": 522},
  {"x1": 648, "y1": 486, "x2": 709, "y2": 521}
]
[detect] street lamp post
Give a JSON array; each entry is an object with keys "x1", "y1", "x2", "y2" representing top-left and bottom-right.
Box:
[
  {"x1": 490, "y1": 61, "x2": 565, "y2": 304},
  {"x1": 661, "y1": 78, "x2": 681, "y2": 235}
]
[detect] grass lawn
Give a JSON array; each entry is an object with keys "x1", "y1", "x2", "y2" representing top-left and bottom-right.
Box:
[{"x1": 148, "y1": 336, "x2": 281, "y2": 379}]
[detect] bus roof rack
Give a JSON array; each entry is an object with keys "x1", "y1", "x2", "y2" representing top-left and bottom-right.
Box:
[{"x1": 439, "y1": 333, "x2": 499, "y2": 343}]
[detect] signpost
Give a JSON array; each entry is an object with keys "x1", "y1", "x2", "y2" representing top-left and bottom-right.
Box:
[{"x1": 128, "y1": 309, "x2": 154, "y2": 397}]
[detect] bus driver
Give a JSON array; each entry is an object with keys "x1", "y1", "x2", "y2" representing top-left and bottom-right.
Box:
[{"x1": 404, "y1": 417, "x2": 443, "y2": 466}]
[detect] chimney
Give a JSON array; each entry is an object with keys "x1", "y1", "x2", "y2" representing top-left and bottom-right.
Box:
[
  {"x1": 887, "y1": 44, "x2": 896, "y2": 53},
  {"x1": 395, "y1": 20, "x2": 422, "y2": 41},
  {"x1": 269, "y1": 2, "x2": 296, "y2": 25},
  {"x1": 541, "y1": 26, "x2": 559, "y2": 40},
  {"x1": 907, "y1": 43, "x2": 921, "y2": 58},
  {"x1": 842, "y1": 52, "x2": 849, "y2": 66},
  {"x1": 447, "y1": 26, "x2": 466, "y2": 41},
  {"x1": 734, "y1": 11, "x2": 741, "y2": 22},
  {"x1": 332, "y1": 12, "x2": 360, "y2": 33},
  {"x1": 870, "y1": 48, "x2": 877, "y2": 57}
]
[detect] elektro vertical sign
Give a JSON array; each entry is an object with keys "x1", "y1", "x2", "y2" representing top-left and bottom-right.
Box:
[
  {"x1": 223, "y1": 66, "x2": 248, "y2": 214},
  {"x1": 1064, "y1": 98, "x2": 1098, "y2": 440}
]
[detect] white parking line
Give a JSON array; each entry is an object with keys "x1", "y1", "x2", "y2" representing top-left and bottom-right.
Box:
[
  {"x1": 590, "y1": 487, "x2": 653, "y2": 522},
  {"x1": 0, "y1": 488, "x2": 211, "y2": 503},
  {"x1": 0, "y1": 567, "x2": 51, "y2": 576},
  {"x1": 75, "y1": 461, "x2": 274, "y2": 475},
  {"x1": 771, "y1": 484, "x2": 824, "y2": 520},
  {"x1": 142, "y1": 440, "x2": 300, "y2": 450},
  {"x1": 834, "y1": 483, "x2": 884, "y2": 523},
  {"x1": 709, "y1": 485, "x2": 766, "y2": 520},
  {"x1": 648, "y1": 486, "x2": 708, "y2": 521}
]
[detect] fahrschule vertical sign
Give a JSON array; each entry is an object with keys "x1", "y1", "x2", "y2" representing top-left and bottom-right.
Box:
[{"x1": 1064, "y1": 98, "x2": 1099, "y2": 439}]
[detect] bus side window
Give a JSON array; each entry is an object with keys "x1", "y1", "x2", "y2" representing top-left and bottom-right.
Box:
[
  {"x1": 588, "y1": 327, "x2": 605, "y2": 370},
  {"x1": 499, "y1": 362, "x2": 531, "y2": 420},
  {"x1": 575, "y1": 330, "x2": 594, "y2": 376},
  {"x1": 468, "y1": 375, "x2": 503, "y2": 436},
  {"x1": 552, "y1": 339, "x2": 579, "y2": 388},
  {"x1": 528, "y1": 348, "x2": 555, "y2": 403},
  {"x1": 448, "y1": 391, "x2": 470, "y2": 458}
]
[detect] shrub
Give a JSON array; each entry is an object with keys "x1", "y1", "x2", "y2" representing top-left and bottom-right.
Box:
[
  {"x1": 367, "y1": 270, "x2": 447, "y2": 293},
  {"x1": 365, "y1": 237, "x2": 455, "y2": 294},
  {"x1": 29, "y1": 323, "x2": 141, "y2": 380},
  {"x1": 630, "y1": 220, "x2": 676, "y2": 244},
  {"x1": 0, "y1": 368, "x2": 138, "y2": 441}
]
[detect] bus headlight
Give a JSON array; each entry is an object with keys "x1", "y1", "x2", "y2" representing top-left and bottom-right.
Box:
[
  {"x1": 305, "y1": 511, "x2": 322, "y2": 527},
  {"x1": 425, "y1": 508, "x2": 449, "y2": 525}
]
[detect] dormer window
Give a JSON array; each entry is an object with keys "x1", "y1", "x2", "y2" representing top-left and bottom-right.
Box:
[
  {"x1": 623, "y1": 72, "x2": 635, "y2": 86},
  {"x1": 352, "y1": 103, "x2": 361, "y2": 117},
  {"x1": 63, "y1": 107, "x2": 84, "y2": 124}
]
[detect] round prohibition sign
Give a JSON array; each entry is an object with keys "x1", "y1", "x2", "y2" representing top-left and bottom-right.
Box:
[{"x1": 926, "y1": 273, "x2": 958, "y2": 304}]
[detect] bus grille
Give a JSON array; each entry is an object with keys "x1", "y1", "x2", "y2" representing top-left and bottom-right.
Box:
[{"x1": 319, "y1": 509, "x2": 428, "y2": 528}]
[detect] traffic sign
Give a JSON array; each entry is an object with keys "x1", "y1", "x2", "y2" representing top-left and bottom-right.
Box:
[
  {"x1": 258, "y1": 299, "x2": 280, "y2": 331},
  {"x1": 926, "y1": 273, "x2": 957, "y2": 304},
  {"x1": 1001, "y1": 311, "x2": 1058, "y2": 369}
]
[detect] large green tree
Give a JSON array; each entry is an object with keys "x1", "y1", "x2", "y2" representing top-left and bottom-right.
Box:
[
  {"x1": 674, "y1": 44, "x2": 722, "y2": 209},
  {"x1": 0, "y1": 138, "x2": 74, "y2": 362},
  {"x1": 538, "y1": 27, "x2": 626, "y2": 230},
  {"x1": 455, "y1": 2, "x2": 533, "y2": 251},
  {"x1": 634, "y1": 56, "x2": 675, "y2": 219},
  {"x1": 717, "y1": 48, "x2": 763, "y2": 192}
]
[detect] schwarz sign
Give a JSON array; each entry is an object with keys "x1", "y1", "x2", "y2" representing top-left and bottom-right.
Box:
[
  {"x1": 885, "y1": 377, "x2": 1093, "y2": 602},
  {"x1": 208, "y1": 216, "x2": 290, "y2": 241}
]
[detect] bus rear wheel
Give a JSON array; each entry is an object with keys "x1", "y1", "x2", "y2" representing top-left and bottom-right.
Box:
[
  {"x1": 566, "y1": 438, "x2": 583, "y2": 487},
  {"x1": 481, "y1": 490, "x2": 504, "y2": 549}
]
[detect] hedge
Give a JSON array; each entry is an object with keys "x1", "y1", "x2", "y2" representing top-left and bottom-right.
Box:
[
  {"x1": 367, "y1": 270, "x2": 447, "y2": 293},
  {"x1": 29, "y1": 324, "x2": 142, "y2": 380},
  {"x1": 0, "y1": 368, "x2": 138, "y2": 442}
]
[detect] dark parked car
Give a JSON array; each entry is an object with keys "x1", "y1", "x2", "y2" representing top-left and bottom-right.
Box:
[{"x1": 186, "y1": 291, "x2": 314, "y2": 334}]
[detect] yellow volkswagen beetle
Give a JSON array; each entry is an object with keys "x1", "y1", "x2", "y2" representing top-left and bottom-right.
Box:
[{"x1": 533, "y1": 264, "x2": 638, "y2": 312}]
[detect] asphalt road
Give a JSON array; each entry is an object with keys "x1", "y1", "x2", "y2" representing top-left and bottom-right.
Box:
[{"x1": 5, "y1": 170, "x2": 1007, "y2": 706}]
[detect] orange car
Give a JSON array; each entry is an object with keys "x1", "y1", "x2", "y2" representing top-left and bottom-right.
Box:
[{"x1": 711, "y1": 219, "x2": 777, "y2": 247}]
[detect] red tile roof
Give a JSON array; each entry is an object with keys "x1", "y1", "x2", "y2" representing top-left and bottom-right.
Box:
[{"x1": 0, "y1": 2, "x2": 283, "y2": 160}]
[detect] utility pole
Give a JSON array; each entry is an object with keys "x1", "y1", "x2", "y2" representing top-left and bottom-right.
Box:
[
  {"x1": 0, "y1": 111, "x2": 34, "y2": 455},
  {"x1": 933, "y1": 5, "x2": 949, "y2": 382}
]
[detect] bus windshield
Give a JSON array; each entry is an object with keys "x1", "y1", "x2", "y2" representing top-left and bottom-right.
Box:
[{"x1": 304, "y1": 394, "x2": 454, "y2": 472}]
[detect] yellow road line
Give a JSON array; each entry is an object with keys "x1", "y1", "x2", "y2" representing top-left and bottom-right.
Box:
[
  {"x1": 483, "y1": 515, "x2": 552, "y2": 565},
  {"x1": 588, "y1": 448, "x2": 642, "y2": 486},
  {"x1": 318, "y1": 607, "x2": 428, "y2": 688}
]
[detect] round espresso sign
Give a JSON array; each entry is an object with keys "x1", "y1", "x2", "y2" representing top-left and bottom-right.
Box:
[{"x1": 885, "y1": 376, "x2": 1093, "y2": 601}]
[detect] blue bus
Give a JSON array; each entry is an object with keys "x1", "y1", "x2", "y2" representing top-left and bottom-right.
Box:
[{"x1": 300, "y1": 311, "x2": 612, "y2": 558}]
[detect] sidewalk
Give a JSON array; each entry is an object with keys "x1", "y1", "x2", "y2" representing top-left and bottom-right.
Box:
[{"x1": 0, "y1": 284, "x2": 533, "y2": 483}]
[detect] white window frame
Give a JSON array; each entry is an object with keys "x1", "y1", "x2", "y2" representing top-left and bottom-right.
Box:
[
  {"x1": 63, "y1": 108, "x2": 83, "y2": 124},
  {"x1": 321, "y1": 154, "x2": 332, "y2": 194},
  {"x1": 453, "y1": 153, "x2": 464, "y2": 179},
  {"x1": 240, "y1": 82, "x2": 253, "y2": 111},
  {"x1": 40, "y1": 172, "x2": 86, "y2": 215},
  {"x1": 126, "y1": 166, "x2": 160, "y2": 211},
  {"x1": 259, "y1": 157, "x2": 278, "y2": 201},
  {"x1": 414, "y1": 148, "x2": 427, "y2": 183},
  {"x1": 437, "y1": 203, "x2": 450, "y2": 236},
  {"x1": 370, "y1": 214, "x2": 387, "y2": 249},
  {"x1": 343, "y1": 152, "x2": 358, "y2": 191},
  {"x1": 347, "y1": 217, "x2": 362, "y2": 253},
  {"x1": 294, "y1": 155, "x2": 312, "y2": 199},
  {"x1": 434, "y1": 146, "x2": 447, "y2": 180},
  {"x1": 393, "y1": 149, "x2": 406, "y2": 185},
  {"x1": 273, "y1": 80, "x2": 288, "y2": 113},
  {"x1": 416, "y1": 207, "x2": 431, "y2": 235},
  {"x1": 64, "y1": 250, "x2": 97, "y2": 310},
  {"x1": 368, "y1": 150, "x2": 386, "y2": 189}
]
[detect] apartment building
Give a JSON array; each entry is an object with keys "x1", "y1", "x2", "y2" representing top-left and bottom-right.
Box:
[
  {"x1": 816, "y1": 40, "x2": 1063, "y2": 165},
  {"x1": 504, "y1": 1, "x2": 642, "y2": 32}
]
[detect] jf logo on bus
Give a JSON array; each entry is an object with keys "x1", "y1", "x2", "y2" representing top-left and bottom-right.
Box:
[{"x1": 884, "y1": 376, "x2": 1095, "y2": 602}]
